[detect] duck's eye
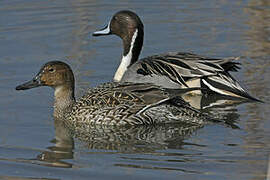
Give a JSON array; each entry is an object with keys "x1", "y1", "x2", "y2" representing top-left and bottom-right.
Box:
[{"x1": 48, "y1": 68, "x2": 55, "y2": 73}]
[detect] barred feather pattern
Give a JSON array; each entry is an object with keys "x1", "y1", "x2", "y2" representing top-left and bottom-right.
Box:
[
  {"x1": 136, "y1": 52, "x2": 241, "y2": 87},
  {"x1": 66, "y1": 82, "x2": 211, "y2": 126},
  {"x1": 119, "y1": 52, "x2": 257, "y2": 99}
]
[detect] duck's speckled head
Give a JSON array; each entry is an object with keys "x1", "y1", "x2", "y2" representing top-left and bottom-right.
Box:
[
  {"x1": 16, "y1": 61, "x2": 74, "y2": 90},
  {"x1": 93, "y1": 10, "x2": 144, "y2": 39}
]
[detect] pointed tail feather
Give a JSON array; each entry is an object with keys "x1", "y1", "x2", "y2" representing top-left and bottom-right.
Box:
[{"x1": 202, "y1": 75, "x2": 263, "y2": 102}]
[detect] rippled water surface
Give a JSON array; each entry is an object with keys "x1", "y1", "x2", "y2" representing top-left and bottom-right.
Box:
[{"x1": 0, "y1": 0, "x2": 270, "y2": 179}]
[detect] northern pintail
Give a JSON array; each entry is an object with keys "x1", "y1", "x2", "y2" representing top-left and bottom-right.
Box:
[
  {"x1": 93, "y1": 10, "x2": 261, "y2": 101},
  {"x1": 16, "y1": 61, "x2": 216, "y2": 126}
]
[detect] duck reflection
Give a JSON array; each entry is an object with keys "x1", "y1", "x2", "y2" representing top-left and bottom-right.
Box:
[
  {"x1": 36, "y1": 119, "x2": 203, "y2": 167},
  {"x1": 70, "y1": 123, "x2": 202, "y2": 152},
  {"x1": 36, "y1": 120, "x2": 74, "y2": 168}
]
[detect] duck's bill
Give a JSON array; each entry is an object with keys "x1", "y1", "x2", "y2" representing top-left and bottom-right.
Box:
[
  {"x1": 92, "y1": 24, "x2": 111, "y2": 36},
  {"x1": 16, "y1": 78, "x2": 42, "y2": 90}
]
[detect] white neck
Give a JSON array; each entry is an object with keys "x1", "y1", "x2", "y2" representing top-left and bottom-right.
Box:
[{"x1": 114, "y1": 29, "x2": 138, "y2": 82}]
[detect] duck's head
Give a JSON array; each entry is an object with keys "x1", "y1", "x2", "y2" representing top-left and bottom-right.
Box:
[
  {"x1": 93, "y1": 10, "x2": 144, "y2": 69},
  {"x1": 16, "y1": 61, "x2": 75, "y2": 91},
  {"x1": 93, "y1": 10, "x2": 144, "y2": 40}
]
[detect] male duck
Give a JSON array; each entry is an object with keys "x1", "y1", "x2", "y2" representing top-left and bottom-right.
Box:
[
  {"x1": 16, "y1": 61, "x2": 215, "y2": 126},
  {"x1": 93, "y1": 10, "x2": 260, "y2": 101}
]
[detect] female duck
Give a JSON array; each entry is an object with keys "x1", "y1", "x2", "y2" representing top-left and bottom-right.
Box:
[
  {"x1": 93, "y1": 10, "x2": 260, "y2": 101},
  {"x1": 16, "y1": 61, "x2": 213, "y2": 126}
]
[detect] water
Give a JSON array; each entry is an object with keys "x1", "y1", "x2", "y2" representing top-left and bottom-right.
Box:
[{"x1": 0, "y1": 0, "x2": 269, "y2": 179}]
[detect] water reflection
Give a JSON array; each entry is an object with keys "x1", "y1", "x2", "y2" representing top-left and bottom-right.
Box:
[
  {"x1": 35, "y1": 118, "x2": 202, "y2": 168},
  {"x1": 71, "y1": 123, "x2": 201, "y2": 152},
  {"x1": 35, "y1": 120, "x2": 74, "y2": 168}
]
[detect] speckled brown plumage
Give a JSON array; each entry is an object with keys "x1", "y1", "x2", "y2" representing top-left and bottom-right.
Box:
[{"x1": 67, "y1": 82, "x2": 211, "y2": 126}]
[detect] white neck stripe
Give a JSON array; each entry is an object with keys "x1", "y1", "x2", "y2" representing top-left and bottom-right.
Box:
[{"x1": 114, "y1": 29, "x2": 138, "y2": 82}]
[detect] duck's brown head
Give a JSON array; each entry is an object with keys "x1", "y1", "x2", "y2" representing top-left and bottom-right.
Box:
[{"x1": 16, "y1": 61, "x2": 74, "y2": 90}]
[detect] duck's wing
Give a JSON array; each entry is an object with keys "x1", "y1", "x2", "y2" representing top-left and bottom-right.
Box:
[
  {"x1": 136, "y1": 52, "x2": 241, "y2": 87},
  {"x1": 113, "y1": 83, "x2": 212, "y2": 125},
  {"x1": 132, "y1": 52, "x2": 261, "y2": 101}
]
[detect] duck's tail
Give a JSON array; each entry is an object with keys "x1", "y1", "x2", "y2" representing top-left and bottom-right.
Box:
[{"x1": 201, "y1": 73, "x2": 263, "y2": 102}]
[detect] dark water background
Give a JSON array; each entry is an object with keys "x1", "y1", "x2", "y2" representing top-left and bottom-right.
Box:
[{"x1": 0, "y1": 0, "x2": 270, "y2": 179}]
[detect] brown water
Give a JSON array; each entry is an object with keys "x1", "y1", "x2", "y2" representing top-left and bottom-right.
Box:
[{"x1": 0, "y1": 0, "x2": 270, "y2": 179}]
